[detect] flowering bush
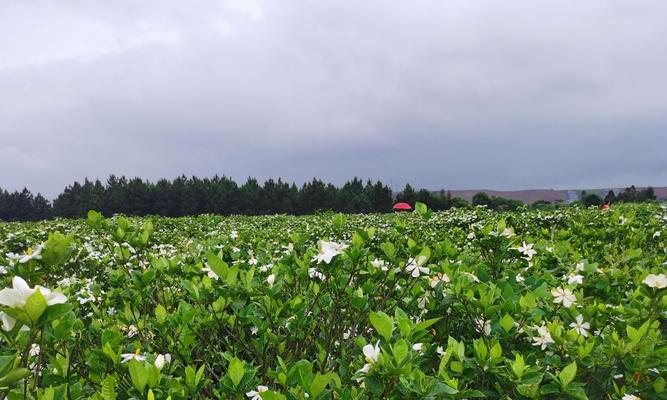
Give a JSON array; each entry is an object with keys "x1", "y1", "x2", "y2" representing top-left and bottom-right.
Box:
[{"x1": 0, "y1": 204, "x2": 665, "y2": 399}]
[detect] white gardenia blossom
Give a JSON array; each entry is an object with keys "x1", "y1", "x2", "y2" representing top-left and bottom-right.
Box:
[
  {"x1": 308, "y1": 268, "x2": 325, "y2": 281},
  {"x1": 0, "y1": 276, "x2": 67, "y2": 331},
  {"x1": 312, "y1": 241, "x2": 348, "y2": 264},
  {"x1": 19, "y1": 246, "x2": 43, "y2": 264},
  {"x1": 412, "y1": 343, "x2": 423, "y2": 351},
  {"x1": 363, "y1": 341, "x2": 381, "y2": 364},
  {"x1": 569, "y1": 315, "x2": 590, "y2": 337},
  {"x1": 154, "y1": 353, "x2": 171, "y2": 370},
  {"x1": 371, "y1": 258, "x2": 388, "y2": 271},
  {"x1": 643, "y1": 273, "x2": 667, "y2": 289},
  {"x1": 517, "y1": 242, "x2": 537, "y2": 260},
  {"x1": 622, "y1": 394, "x2": 640, "y2": 400},
  {"x1": 246, "y1": 385, "x2": 269, "y2": 400},
  {"x1": 201, "y1": 265, "x2": 219, "y2": 280},
  {"x1": 473, "y1": 317, "x2": 491, "y2": 336},
  {"x1": 267, "y1": 274, "x2": 276, "y2": 286},
  {"x1": 575, "y1": 262, "x2": 585, "y2": 272},
  {"x1": 566, "y1": 273, "x2": 584, "y2": 285},
  {"x1": 515, "y1": 274, "x2": 525, "y2": 283},
  {"x1": 429, "y1": 272, "x2": 450, "y2": 288},
  {"x1": 121, "y1": 350, "x2": 146, "y2": 363},
  {"x1": 551, "y1": 287, "x2": 577, "y2": 308},
  {"x1": 405, "y1": 256, "x2": 429, "y2": 278},
  {"x1": 29, "y1": 344, "x2": 40, "y2": 357},
  {"x1": 532, "y1": 325, "x2": 555, "y2": 350}
]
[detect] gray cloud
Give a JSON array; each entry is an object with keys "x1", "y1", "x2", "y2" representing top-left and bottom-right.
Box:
[{"x1": 1, "y1": 0, "x2": 666, "y2": 197}]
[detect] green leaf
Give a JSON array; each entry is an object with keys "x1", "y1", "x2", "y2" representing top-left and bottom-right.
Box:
[
  {"x1": 100, "y1": 376, "x2": 117, "y2": 400},
  {"x1": 228, "y1": 357, "x2": 244, "y2": 388},
  {"x1": 392, "y1": 340, "x2": 409, "y2": 364},
  {"x1": 369, "y1": 311, "x2": 394, "y2": 342},
  {"x1": 128, "y1": 360, "x2": 148, "y2": 393},
  {"x1": 25, "y1": 289, "x2": 47, "y2": 323},
  {"x1": 155, "y1": 305, "x2": 168, "y2": 323},
  {"x1": 310, "y1": 373, "x2": 331, "y2": 396},
  {"x1": 206, "y1": 253, "x2": 228, "y2": 279},
  {"x1": 500, "y1": 314, "x2": 514, "y2": 332},
  {"x1": 559, "y1": 361, "x2": 577, "y2": 387}
]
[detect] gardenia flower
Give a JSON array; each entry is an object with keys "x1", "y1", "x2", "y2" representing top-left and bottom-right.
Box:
[
  {"x1": 622, "y1": 395, "x2": 640, "y2": 400},
  {"x1": 230, "y1": 230, "x2": 238, "y2": 239},
  {"x1": 412, "y1": 343, "x2": 423, "y2": 352},
  {"x1": 308, "y1": 268, "x2": 325, "y2": 281},
  {"x1": 643, "y1": 273, "x2": 667, "y2": 289},
  {"x1": 154, "y1": 353, "x2": 171, "y2": 370},
  {"x1": 517, "y1": 242, "x2": 537, "y2": 260},
  {"x1": 405, "y1": 256, "x2": 429, "y2": 278},
  {"x1": 371, "y1": 258, "x2": 388, "y2": 271},
  {"x1": 0, "y1": 276, "x2": 67, "y2": 331},
  {"x1": 29, "y1": 344, "x2": 40, "y2": 357},
  {"x1": 312, "y1": 241, "x2": 348, "y2": 264},
  {"x1": 201, "y1": 265, "x2": 219, "y2": 280},
  {"x1": 121, "y1": 349, "x2": 146, "y2": 363},
  {"x1": 575, "y1": 262, "x2": 584, "y2": 272},
  {"x1": 515, "y1": 274, "x2": 525, "y2": 283},
  {"x1": 532, "y1": 325, "x2": 555, "y2": 350},
  {"x1": 19, "y1": 246, "x2": 43, "y2": 264},
  {"x1": 551, "y1": 287, "x2": 577, "y2": 308},
  {"x1": 569, "y1": 315, "x2": 590, "y2": 337},
  {"x1": 473, "y1": 317, "x2": 491, "y2": 336},
  {"x1": 429, "y1": 272, "x2": 450, "y2": 288},
  {"x1": 267, "y1": 274, "x2": 276, "y2": 286},
  {"x1": 566, "y1": 273, "x2": 584, "y2": 285},
  {"x1": 363, "y1": 341, "x2": 381, "y2": 364},
  {"x1": 259, "y1": 263, "x2": 273, "y2": 272},
  {"x1": 246, "y1": 386, "x2": 269, "y2": 400}
]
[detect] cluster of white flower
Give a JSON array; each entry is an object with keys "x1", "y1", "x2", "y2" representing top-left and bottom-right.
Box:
[{"x1": 312, "y1": 241, "x2": 348, "y2": 264}]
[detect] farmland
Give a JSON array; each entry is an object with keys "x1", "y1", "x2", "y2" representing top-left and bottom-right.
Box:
[{"x1": 0, "y1": 204, "x2": 665, "y2": 399}]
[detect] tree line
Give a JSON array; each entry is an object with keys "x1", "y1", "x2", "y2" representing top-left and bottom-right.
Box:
[
  {"x1": 0, "y1": 176, "x2": 468, "y2": 221},
  {"x1": 0, "y1": 176, "x2": 660, "y2": 221}
]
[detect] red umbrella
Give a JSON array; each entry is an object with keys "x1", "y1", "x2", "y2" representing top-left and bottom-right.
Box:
[{"x1": 393, "y1": 202, "x2": 412, "y2": 211}]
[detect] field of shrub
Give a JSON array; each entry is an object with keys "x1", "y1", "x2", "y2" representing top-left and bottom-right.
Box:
[{"x1": 0, "y1": 204, "x2": 665, "y2": 399}]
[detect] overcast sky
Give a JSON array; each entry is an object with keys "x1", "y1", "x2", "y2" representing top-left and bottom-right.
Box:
[{"x1": 1, "y1": 0, "x2": 666, "y2": 198}]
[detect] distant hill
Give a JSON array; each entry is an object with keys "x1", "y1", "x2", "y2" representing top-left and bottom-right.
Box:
[{"x1": 436, "y1": 187, "x2": 667, "y2": 204}]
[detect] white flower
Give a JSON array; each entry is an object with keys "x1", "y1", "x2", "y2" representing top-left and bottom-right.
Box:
[
  {"x1": 575, "y1": 262, "x2": 585, "y2": 272},
  {"x1": 121, "y1": 350, "x2": 146, "y2": 363},
  {"x1": 363, "y1": 341, "x2": 381, "y2": 364},
  {"x1": 312, "y1": 241, "x2": 347, "y2": 264},
  {"x1": 653, "y1": 231, "x2": 661, "y2": 238},
  {"x1": 429, "y1": 273, "x2": 449, "y2": 288},
  {"x1": 412, "y1": 343, "x2": 423, "y2": 352},
  {"x1": 405, "y1": 256, "x2": 429, "y2": 278},
  {"x1": 282, "y1": 243, "x2": 294, "y2": 254},
  {"x1": 551, "y1": 287, "x2": 576, "y2": 308},
  {"x1": 251, "y1": 326, "x2": 259, "y2": 335},
  {"x1": 259, "y1": 263, "x2": 273, "y2": 272},
  {"x1": 355, "y1": 363, "x2": 371, "y2": 380},
  {"x1": 532, "y1": 325, "x2": 555, "y2": 350},
  {"x1": 0, "y1": 276, "x2": 67, "y2": 331},
  {"x1": 201, "y1": 266, "x2": 219, "y2": 280},
  {"x1": 267, "y1": 274, "x2": 276, "y2": 286},
  {"x1": 18, "y1": 246, "x2": 43, "y2": 264},
  {"x1": 467, "y1": 232, "x2": 476, "y2": 240},
  {"x1": 566, "y1": 274, "x2": 584, "y2": 285},
  {"x1": 154, "y1": 354, "x2": 170, "y2": 370},
  {"x1": 462, "y1": 271, "x2": 480, "y2": 283},
  {"x1": 248, "y1": 257, "x2": 258, "y2": 266},
  {"x1": 246, "y1": 385, "x2": 269, "y2": 400},
  {"x1": 230, "y1": 230, "x2": 239, "y2": 239},
  {"x1": 107, "y1": 307, "x2": 117, "y2": 316},
  {"x1": 569, "y1": 315, "x2": 590, "y2": 337},
  {"x1": 29, "y1": 344, "x2": 40, "y2": 357},
  {"x1": 517, "y1": 242, "x2": 537, "y2": 260},
  {"x1": 436, "y1": 346, "x2": 445, "y2": 356},
  {"x1": 126, "y1": 324, "x2": 139, "y2": 338},
  {"x1": 622, "y1": 394, "x2": 640, "y2": 400},
  {"x1": 515, "y1": 274, "x2": 525, "y2": 283},
  {"x1": 473, "y1": 317, "x2": 491, "y2": 336},
  {"x1": 371, "y1": 258, "x2": 388, "y2": 271},
  {"x1": 308, "y1": 268, "x2": 325, "y2": 281},
  {"x1": 643, "y1": 273, "x2": 667, "y2": 289}
]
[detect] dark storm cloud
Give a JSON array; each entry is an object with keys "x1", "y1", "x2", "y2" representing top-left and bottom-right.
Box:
[{"x1": 1, "y1": 0, "x2": 667, "y2": 197}]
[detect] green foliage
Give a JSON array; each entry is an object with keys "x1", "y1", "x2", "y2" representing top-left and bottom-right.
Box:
[{"x1": 0, "y1": 203, "x2": 665, "y2": 398}]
